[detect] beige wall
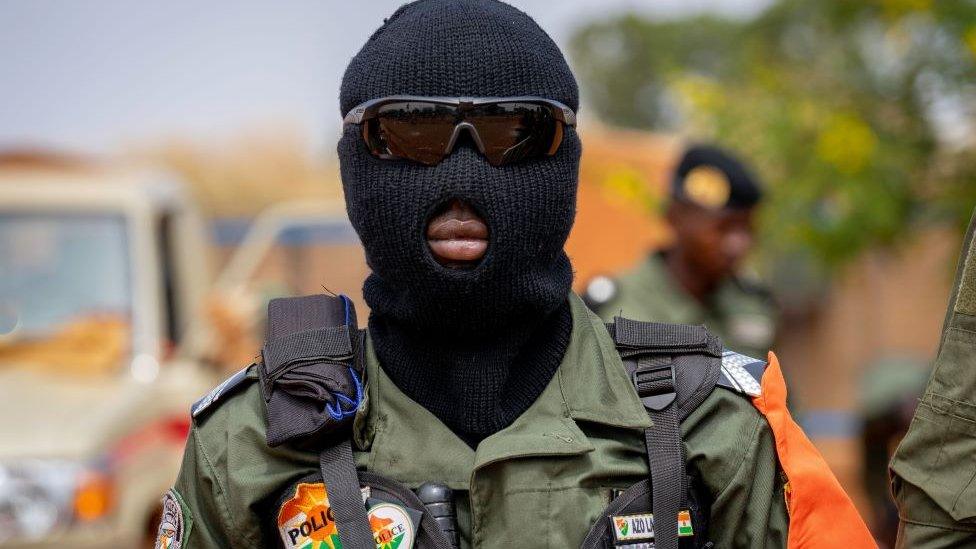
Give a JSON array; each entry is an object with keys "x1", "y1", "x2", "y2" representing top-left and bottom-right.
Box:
[
  {"x1": 780, "y1": 227, "x2": 955, "y2": 411},
  {"x1": 775, "y1": 227, "x2": 958, "y2": 512}
]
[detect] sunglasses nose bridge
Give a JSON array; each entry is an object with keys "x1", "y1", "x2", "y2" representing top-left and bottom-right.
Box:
[{"x1": 444, "y1": 121, "x2": 487, "y2": 156}]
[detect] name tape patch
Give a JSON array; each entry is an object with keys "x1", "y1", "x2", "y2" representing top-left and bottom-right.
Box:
[
  {"x1": 612, "y1": 513, "x2": 655, "y2": 542},
  {"x1": 611, "y1": 510, "x2": 694, "y2": 544}
]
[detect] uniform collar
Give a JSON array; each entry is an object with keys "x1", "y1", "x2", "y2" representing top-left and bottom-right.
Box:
[{"x1": 353, "y1": 293, "x2": 651, "y2": 489}]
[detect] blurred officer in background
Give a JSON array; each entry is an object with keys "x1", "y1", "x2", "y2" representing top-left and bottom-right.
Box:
[
  {"x1": 159, "y1": 2, "x2": 871, "y2": 548},
  {"x1": 891, "y1": 209, "x2": 976, "y2": 547},
  {"x1": 586, "y1": 145, "x2": 777, "y2": 359}
]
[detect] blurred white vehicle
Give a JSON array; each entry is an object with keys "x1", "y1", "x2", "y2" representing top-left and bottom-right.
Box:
[{"x1": 0, "y1": 162, "x2": 353, "y2": 548}]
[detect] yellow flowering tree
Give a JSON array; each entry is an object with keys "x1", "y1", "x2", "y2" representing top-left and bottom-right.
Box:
[{"x1": 570, "y1": 0, "x2": 976, "y2": 268}]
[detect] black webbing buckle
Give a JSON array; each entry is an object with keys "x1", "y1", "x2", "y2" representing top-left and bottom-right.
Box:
[{"x1": 632, "y1": 362, "x2": 677, "y2": 411}]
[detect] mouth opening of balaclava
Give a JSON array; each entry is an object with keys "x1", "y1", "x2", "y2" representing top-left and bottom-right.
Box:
[
  {"x1": 423, "y1": 198, "x2": 490, "y2": 269},
  {"x1": 338, "y1": 0, "x2": 581, "y2": 447}
]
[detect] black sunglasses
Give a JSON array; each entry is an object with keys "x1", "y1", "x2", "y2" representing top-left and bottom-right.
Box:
[{"x1": 342, "y1": 95, "x2": 577, "y2": 167}]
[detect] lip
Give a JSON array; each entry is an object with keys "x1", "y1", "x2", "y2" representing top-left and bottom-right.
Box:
[{"x1": 426, "y1": 200, "x2": 489, "y2": 267}]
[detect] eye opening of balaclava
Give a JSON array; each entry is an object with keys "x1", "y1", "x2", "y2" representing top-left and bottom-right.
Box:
[{"x1": 338, "y1": 0, "x2": 581, "y2": 446}]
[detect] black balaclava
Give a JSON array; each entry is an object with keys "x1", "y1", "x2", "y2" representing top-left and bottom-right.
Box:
[{"x1": 338, "y1": 0, "x2": 581, "y2": 446}]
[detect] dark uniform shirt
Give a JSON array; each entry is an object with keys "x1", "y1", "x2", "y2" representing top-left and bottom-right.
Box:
[{"x1": 172, "y1": 294, "x2": 789, "y2": 548}]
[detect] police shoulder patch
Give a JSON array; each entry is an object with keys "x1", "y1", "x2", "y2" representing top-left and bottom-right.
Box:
[
  {"x1": 191, "y1": 364, "x2": 254, "y2": 419},
  {"x1": 716, "y1": 349, "x2": 767, "y2": 397},
  {"x1": 155, "y1": 489, "x2": 191, "y2": 549}
]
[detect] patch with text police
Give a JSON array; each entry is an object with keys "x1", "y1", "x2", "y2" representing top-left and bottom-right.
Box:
[
  {"x1": 367, "y1": 502, "x2": 415, "y2": 549},
  {"x1": 277, "y1": 483, "x2": 416, "y2": 549},
  {"x1": 278, "y1": 483, "x2": 341, "y2": 549}
]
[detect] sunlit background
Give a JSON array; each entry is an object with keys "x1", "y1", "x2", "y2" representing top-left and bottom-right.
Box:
[{"x1": 1, "y1": 0, "x2": 974, "y2": 546}]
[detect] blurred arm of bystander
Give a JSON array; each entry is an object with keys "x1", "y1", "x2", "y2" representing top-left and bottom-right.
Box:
[{"x1": 890, "y1": 208, "x2": 976, "y2": 546}]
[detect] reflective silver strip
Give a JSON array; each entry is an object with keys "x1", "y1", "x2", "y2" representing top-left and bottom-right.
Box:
[{"x1": 720, "y1": 351, "x2": 762, "y2": 397}]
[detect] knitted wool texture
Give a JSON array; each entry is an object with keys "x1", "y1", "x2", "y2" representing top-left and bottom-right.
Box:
[{"x1": 337, "y1": 0, "x2": 580, "y2": 446}]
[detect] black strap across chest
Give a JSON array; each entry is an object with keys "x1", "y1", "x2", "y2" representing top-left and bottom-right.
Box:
[{"x1": 262, "y1": 294, "x2": 375, "y2": 549}]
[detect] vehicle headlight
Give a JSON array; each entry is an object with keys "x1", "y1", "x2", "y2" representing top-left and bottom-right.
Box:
[{"x1": 0, "y1": 460, "x2": 113, "y2": 542}]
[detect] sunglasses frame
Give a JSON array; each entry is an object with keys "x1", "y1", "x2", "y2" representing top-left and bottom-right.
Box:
[
  {"x1": 342, "y1": 95, "x2": 577, "y2": 126},
  {"x1": 342, "y1": 95, "x2": 577, "y2": 166}
]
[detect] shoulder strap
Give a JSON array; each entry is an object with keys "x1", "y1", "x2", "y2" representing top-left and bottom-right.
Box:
[
  {"x1": 608, "y1": 318, "x2": 725, "y2": 419},
  {"x1": 261, "y1": 294, "x2": 374, "y2": 549},
  {"x1": 607, "y1": 318, "x2": 771, "y2": 549},
  {"x1": 191, "y1": 364, "x2": 254, "y2": 419},
  {"x1": 607, "y1": 317, "x2": 724, "y2": 549}
]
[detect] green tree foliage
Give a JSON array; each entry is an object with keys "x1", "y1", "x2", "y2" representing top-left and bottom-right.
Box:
[{"x1": 570, "y1": 0, "x2": 976, "y2": 267}]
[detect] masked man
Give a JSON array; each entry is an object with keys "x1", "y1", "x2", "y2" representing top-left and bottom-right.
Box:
[{"x1": 159, "y1": 2, "x2": 871, "y2": 548}]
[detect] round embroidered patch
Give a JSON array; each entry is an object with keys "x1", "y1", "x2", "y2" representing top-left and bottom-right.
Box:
[
  {"x1": 277, "y1": 482, "x2": 339, "y2": 548},
  {"x1": 368, "y1": 502, "x2": 415, "y2": 549},
  {"x1": 155, "y1": 489, "x2": 184, "y2": 549}
]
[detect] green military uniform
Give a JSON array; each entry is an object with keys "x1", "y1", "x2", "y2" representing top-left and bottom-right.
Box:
[
  {"x1": 172, "y1": 295, "x2": 788, "y2": 548},
  {"x1": 890, "y1": 210, "x2": 976, "y2": 546},
  {"x1": 589, "y1": 254, "x2": 777, "y2": 359}
]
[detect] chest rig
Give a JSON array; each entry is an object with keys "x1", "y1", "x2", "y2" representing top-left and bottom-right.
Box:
[{"x1": 244, "y1": 294, "x2": 765, "y2": 549}]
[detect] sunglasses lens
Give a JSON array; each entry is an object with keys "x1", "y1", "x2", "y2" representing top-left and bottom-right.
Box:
[
  {"x1": 466, "y1": 102, "x2": 560, "y2": 166},
  {"x1": 357, "y1": 99, "x2": 568, "y2": 166},
  {"x1": 363, "y1": 102, "x2": 457, "y2": 165}
]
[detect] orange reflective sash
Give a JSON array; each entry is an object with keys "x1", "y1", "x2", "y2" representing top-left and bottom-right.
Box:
[{"x1": 751, "y1": 353, "x2": 876, "y2": 548}]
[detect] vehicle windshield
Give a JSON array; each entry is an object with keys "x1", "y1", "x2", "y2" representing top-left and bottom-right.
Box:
[{"x1": 0, "y1": 213, "x2": 132, "y2": 375}]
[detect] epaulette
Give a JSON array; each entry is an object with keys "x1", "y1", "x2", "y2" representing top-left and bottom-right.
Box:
[
  {"x1": 191, "y1": 364, "x2": 257, "y2": 419},
  {"x1": 583, "y1": 275, "x2": 618, "y2": 311},
  {"x1": 716, "y1": 349, "x2": 767, "y2": 397}
]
